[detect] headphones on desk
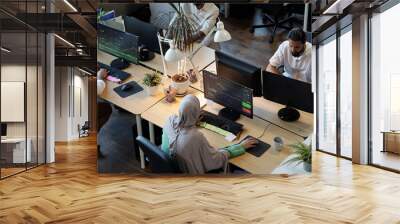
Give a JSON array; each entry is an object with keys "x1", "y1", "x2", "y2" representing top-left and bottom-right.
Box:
[
  {"x1": 138, "y1": 44, "x2": 155, "y2": 62},
  {"x1": 110, "y1": 58, "x2": 130, "y2": 70}
]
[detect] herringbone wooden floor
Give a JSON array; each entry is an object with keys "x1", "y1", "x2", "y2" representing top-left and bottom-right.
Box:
[{"x1": 1, "y1": 135, "x2": 399, "y2": 224}]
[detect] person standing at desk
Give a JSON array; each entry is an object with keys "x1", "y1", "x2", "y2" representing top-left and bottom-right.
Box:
[
  {"x1": 266, "y1": 28, "x2": 312, "y2": 83},
  {"x1": 162, "y1": 95, "x2": 258, "y2": 174}
]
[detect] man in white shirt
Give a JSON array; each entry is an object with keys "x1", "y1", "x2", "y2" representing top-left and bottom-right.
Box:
[
  {"x1": 181, "y1": 3, "x2": 219, "y2": 42},
  {"x1": 267, "y1": 28, "x2": 312, "y2": 83}
]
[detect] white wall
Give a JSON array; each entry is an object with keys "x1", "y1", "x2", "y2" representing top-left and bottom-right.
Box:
[{"x1": 54, "y1": 67, "x2": 89, "y2": 141}]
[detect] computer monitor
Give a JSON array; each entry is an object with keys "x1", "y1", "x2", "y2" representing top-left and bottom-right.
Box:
[
  {"x1": 203, "y1": 70, "x2": 253, "y2": 120},
  {"x1": 215, "y1": 51, "x2": 262, "y2": 97},
  {"x1": 1, "y1": 123, "x2": 7, "y2": 138},
  {"x1": 97, "y1": 23, "x2": 139, "y2": 64},
  {"x1": 124, "y1": 16, "x2": 166, "y2": 54},
  {"x1": 263, "y1": 71, "x2": 314, "y2": 122},
  {"x1": 100, "y1": 17, "x2": 125, "y2": 32}
]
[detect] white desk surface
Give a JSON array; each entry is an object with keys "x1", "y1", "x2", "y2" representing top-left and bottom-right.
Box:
[
  {"x1": 97, "y1": 51, "x2": 166, "y2": 115},
  {"x1": 1, "y1": 138, "x2": 27, "y2": 143},
  {"x1": 139, "y1": 44, "x2": 215, "y2": 77}
]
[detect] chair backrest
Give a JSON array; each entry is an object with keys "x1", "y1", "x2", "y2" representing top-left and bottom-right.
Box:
[
  {"x1": 135, "y1": 136, "x2": 180, "y2": 173},
  {"x1": 82, "y1": 121, "x2": 90, "y2": 129}
]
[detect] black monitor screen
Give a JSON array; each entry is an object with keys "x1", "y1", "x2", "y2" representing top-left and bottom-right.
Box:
[
  {"x1": 215, "y1": 51, "x2": 262, "y2": 97},
  {"x1": 98, "y1": 23, "x2": 139, "y2": 64},
  {"x1": 1, "y1": 123, "x2": 7, "y2": 137},
  {"x1": 263, "y1": 71, "x2": 314, "y2": 113},
  {"x1": 124, "y1": 16, "x2": 168, "y2": 54},
  {"x1": 203, "y1": 70, "x2": 253, "y2": 118}
]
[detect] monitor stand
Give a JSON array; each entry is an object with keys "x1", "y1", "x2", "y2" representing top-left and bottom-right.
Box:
[
  {"x1": 278, "y1": 106, "x2": 300, "y2": 122},
  {"x1": 219, "y1": 107, "x2": 240, "y2": 121}
]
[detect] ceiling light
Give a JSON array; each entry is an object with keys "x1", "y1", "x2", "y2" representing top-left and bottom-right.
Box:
[
  {"x1": 54, "y1": 34, "x2": 75, "y2": 48},
  {"x1": 78, "y1": 68, "x2": 92, "y2": 76},
  {"x1": 323, "y1": 0, "x2": 354, "y2": 15},
  {"x1": 63, "y1": 0, "x2": 78, "y2": 12},
  {"x1": 1, "y1": 47, "x2": 11, "y2": 53}
]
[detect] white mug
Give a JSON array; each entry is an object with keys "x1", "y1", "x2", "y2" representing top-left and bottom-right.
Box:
[{"x1": 273, "y1": 137, "x2": 284, "y2": 151}]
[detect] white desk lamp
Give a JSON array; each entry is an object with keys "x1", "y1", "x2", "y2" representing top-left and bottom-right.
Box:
[{"x1": 158, "y1": 20, "x2": 231, "y2": 77}]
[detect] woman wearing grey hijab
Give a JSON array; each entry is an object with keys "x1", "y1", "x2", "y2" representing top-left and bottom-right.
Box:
[{"x1": 162, "y1": 94, "x2": 258, "y2": 174}]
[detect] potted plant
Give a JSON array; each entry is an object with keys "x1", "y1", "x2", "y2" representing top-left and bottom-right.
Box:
[
  {"x1": 171, "y1": 72, "x2": 190, "y2": 95},
  {"x1": 142, "y1": 71, "x2": 162, "y2": 96},
  {"x1": 284, "y1": 142, "x2": 312, "y2": 172}
]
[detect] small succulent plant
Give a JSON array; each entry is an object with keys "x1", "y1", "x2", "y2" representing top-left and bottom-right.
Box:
[{"x1": 142, "y1": 71, "x2": 162, "y2": 87}]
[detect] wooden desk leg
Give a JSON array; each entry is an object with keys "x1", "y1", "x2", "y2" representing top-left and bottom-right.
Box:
[
  {"x1": 149, "y1": 122, "x2": 155, "y2": 144},
  {"x1": 136, "y1": 114, "x2": 145, "y2": 169}
]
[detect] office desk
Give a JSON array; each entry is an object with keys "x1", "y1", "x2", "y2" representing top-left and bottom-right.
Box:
[
  {"x1": 141, "y1": 88, "x2": 306, "y2": 174},
  {"x1": 97, "y1": 50, "x2": 166, "y2": 168},
  {"x1": 139, "y1": 44, "x2": 216, "y2": 77},
  {"x1": 97, "y1": 51, "x2": 166, "y2": 115},
  {"x1": 1, "y1": 138, "x2": 31, "y2": 164}
]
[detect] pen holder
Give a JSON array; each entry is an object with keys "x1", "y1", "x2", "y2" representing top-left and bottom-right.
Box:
[
  {"x1": 187, "y1": 68, "x2": 198, "y2": 83},
  {"x1": 164, "y1": 86, "x2": 177, "y2": 103}
]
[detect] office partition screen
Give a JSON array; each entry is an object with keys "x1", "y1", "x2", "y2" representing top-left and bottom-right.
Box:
[{"x1": 370, "y1": 2, "x2": 400, "y2": 172}]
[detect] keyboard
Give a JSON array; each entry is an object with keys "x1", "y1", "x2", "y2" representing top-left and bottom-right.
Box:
[
  {"x1": 199, "y1": 110, "x2": 243, "y2": 136},
  {"x1": 98, "y1": 62, "x2": 131, "y2": 81}
]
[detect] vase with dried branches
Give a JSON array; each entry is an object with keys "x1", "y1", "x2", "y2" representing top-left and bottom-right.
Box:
[{"x1": 166, "y1": 3, "x2": 196, "y2": 53}]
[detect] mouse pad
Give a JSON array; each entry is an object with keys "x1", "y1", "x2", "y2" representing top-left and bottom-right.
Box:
[
  {"x1": 241, "y1": 135, "x2": 271, "y2": 157},
  {"x1": 113, "y1": 81, "x2": 143, "y2": 98}
]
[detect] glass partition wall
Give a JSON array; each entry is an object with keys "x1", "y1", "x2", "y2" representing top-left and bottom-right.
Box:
[
  {"x1": 316, "y1": 24, "x2": 353, "y2": 159},
  {"x1": 0, "y1": 1, "x2": 46, "y2": 179},
  {"x1": 370, "y1": 2, "x2": 400, "y2": 172}
]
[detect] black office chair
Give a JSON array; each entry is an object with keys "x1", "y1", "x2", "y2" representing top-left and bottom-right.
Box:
[
  {"x1": 97, "y1": 100, "x2": 112, "y2": 132},
  {"x1": 79, "y1": 121, "x2": 90, "y2": 138},
  {"x1": 132, "y1": 120, "x2": 163, "y2": 162},
  {"x1": 135, "y1": 136, "x2": 181, "y2": 173},
  {"x1": 250, "y1": 4, "x2": 304, "y2": 43}
]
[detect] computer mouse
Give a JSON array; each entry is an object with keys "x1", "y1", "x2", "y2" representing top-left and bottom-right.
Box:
[{"x1": 121, "y1": 83, "x2": 132, "y2": 91}]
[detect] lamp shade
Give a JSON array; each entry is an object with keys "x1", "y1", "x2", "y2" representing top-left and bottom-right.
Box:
[
  {"x1": 165, "y1": 40, "x2": 184, "y2": 62},
  {"x1": 214, "y1": 21, "x2": 231, "y2": 43}
]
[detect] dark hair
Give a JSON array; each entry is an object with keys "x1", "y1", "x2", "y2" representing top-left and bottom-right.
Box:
[{"x1": 288, "y1": 28, "x2": 306, "y2": 43}]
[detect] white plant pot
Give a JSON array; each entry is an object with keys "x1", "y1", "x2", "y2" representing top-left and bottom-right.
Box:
[
  {"x1": 146, "y1": 85, "x2": 160, "y2": 96},
  {"x1": 172, "y1": 77, "x2": 190, "y2": 95},
  {"x1": 303, "y1": 162, "x2": 311, "y2": 172}
]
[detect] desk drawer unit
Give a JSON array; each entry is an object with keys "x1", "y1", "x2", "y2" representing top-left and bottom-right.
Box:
[{"x1": 383, "y1": 132, "x2": 400, "y2": 154}]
